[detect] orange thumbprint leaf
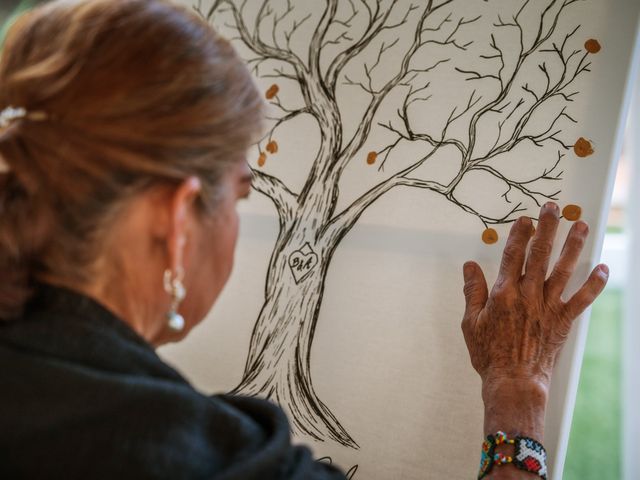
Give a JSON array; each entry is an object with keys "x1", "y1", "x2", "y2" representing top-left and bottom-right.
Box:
[
  {"x1": 366, "y1": 151, "x2": 377, "y2": 165},
  {"x1": 562, "y1": 204, "x2": 582, "y2": 221},
  {"x1": 482, "y1": 228, "x2": 499, "y2": 245},
  {"x1": 585, "y1": 39, "x2": 602, "y2": 54},
  {"x1": 574, "y1": 137, "x2": 594, "y2": 158},
  {"x1": 265, "y1": 84, "x2": 279, "y2": 100},
  {"x1": 257, "y1": 152, "x2": 267, "y2": 167},
  {"x1": 266, "y1": 140, "x2": 278, "y2": 154}
]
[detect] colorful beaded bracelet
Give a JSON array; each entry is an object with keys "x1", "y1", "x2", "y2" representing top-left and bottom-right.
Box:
[{"x1": 478, "y1": 431, "x2": 547, "y2": 479}]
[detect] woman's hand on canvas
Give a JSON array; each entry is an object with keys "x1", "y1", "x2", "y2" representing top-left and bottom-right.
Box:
[
  {"x1": 460, "y1": 202, "x2": 608, "y2": 446},
  {"x1": 461, "y1": 201, "x2": 608, "y2": 389}
]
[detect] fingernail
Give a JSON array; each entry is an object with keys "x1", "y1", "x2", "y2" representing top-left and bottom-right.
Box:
[
  {"x1": 544, "y1": 202, "x2": 559, "y2": 215},
  {"x1": 463, "y1": 262, "x2": 475, "y2": 282},
  {"x1": 575, "y1": 221, "x2": 588, "y2": 234},
  {"x1": 598, "y1": 264, "x2": 609, "y2": 278}
]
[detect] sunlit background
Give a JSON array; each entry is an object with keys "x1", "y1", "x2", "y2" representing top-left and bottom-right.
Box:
[
  {"x1": 564, "y1": 117, "x2": 624, "y2": 477},
  {"x1": 1, "y1": 2, "x2": 638, "y2": 478},
  {"x1": 565, "y1": 68, "x2": 640, "y2": 479}
]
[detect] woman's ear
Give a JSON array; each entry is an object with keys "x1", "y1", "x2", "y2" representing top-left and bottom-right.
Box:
[{"x1": 166, "y1": 176, "x2": 202, "y2": 273}]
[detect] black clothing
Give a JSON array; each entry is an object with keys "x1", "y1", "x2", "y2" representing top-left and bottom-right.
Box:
[{"x1": 0, "y1": 284, "x2": 345, "y2": 480}]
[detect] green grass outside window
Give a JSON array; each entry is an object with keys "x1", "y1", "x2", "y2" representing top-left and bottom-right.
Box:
[{"x1": 565, "y1": 289, "x2": 622, "y2": 479}]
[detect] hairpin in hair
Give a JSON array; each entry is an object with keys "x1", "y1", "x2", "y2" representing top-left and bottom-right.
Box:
[{"x1": 0, "y1": 106, "x2": 48, "y2": 128}]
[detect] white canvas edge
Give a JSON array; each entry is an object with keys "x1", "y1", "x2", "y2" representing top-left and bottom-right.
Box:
[
  {"x1": 623, "y1": 68, "x2": 640, "y2": 480},
  {"x1": 550, "y1": 15, "x2": 640, "y2": 480}
]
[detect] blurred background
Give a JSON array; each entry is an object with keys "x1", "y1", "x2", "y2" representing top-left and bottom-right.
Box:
[
  {"x1": 1, "y1": 1, "x2": 638, "y2": 478},
  {"x1": 0, "y1": 1, "x2": 38, "y2": 41},
  {"x1": 564, "y1": 71, "x2": 640, "y2": 480}
]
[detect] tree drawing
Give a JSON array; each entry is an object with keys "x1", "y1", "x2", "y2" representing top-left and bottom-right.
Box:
[{"x1": 196, "y1": 0, "x2": 594, "y2": 448}]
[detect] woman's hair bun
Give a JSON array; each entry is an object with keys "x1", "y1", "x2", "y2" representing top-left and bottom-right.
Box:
[{"x1": 0, "y1": 0, "x2": 263, "y2": 319}]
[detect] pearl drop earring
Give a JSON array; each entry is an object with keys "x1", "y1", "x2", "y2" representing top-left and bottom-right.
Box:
[{"x1": 163, "y1": 267, "x2": 186, "y2": 332}]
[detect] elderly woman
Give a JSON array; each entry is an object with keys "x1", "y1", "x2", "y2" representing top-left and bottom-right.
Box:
[{"x1": 0, "y1": 0, "x2": 608, "y2": 479}]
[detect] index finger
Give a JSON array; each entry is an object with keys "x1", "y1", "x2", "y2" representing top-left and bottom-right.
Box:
[{"x1": 496, "y1": 216, "x2": 534, "y2": 284}]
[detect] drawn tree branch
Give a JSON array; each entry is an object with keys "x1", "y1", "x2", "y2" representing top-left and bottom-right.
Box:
[{"x1": 196, "y1": 0, "x2": 591, "y2": 449}]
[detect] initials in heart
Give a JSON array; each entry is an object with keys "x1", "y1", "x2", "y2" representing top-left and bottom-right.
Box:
[{"x1": 288, "y1": 243, "x2": 319, "y2": 284}]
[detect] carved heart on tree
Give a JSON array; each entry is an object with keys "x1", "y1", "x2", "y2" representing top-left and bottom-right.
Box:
[{"x1": 288, "y1": 243, "x2": 318, "y2": 284}]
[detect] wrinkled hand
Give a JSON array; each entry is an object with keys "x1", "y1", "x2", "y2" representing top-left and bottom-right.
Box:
[{"x1": 461, "y1": 202, "x2": 609, "y2": 389}]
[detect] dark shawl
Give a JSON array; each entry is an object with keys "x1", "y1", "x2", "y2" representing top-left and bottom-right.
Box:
[{"x1": 0, "y1": 284, "x2": 346, "y2": 480}]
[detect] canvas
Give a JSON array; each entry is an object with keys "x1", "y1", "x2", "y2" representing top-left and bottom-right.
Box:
[{"x1": 162, "y1": 1, "x2": 640, "y2": 478}]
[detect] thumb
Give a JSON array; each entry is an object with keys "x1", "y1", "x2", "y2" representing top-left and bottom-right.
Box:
[{"x1": 462, "y1": 261, "x2": 488, "y2": 328}]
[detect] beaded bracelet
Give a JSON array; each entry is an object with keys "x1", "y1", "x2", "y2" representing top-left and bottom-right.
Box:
[{"x1": 478, "y1": 431, "x2": 547, "y2": 479}]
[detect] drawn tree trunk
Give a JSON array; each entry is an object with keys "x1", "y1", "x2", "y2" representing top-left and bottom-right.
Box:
[
  {"x1": 232, "y1": 234, "x2": 344, "y2": 443},
  {"x1": 197, "y1": 0, "x2": 593, "y2": 448}
]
